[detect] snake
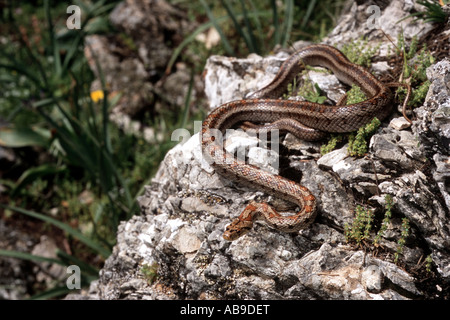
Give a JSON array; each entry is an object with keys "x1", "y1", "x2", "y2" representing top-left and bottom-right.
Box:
[{"x1": 200, "y1": 44, "x2": 411, "y2": 241}]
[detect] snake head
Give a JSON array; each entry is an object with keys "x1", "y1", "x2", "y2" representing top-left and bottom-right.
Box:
[{"x1": 223, "y1": 218, "x2": 253, "y2": 241}]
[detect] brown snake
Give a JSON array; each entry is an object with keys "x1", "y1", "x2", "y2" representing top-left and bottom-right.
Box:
[{"x1": 200, "y1": 44, "x2": 411, "y2": 241}]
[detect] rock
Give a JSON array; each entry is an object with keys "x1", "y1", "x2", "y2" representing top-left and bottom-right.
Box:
[
  {"x1": 204, "y1": 52, "x2": 290, "y2": 109},
  {"x1": 433, "y1": 154, "x2": 450, "y2": 209},
  {"x1": 415, "y1": 59, "x2": 450, "y2": 155},
  {"x1": 361, "y1": 265, "x2": 383, "y2": 293},
  {"x1": 316, "y1": 146, "x2": 349, "y2": 170},
  {"x1": 82, "y1": 0, "x2": 450, "y2": 300},
  {"x1": 389, "y1": 117, "x2": 412, "y2": 130},
  {"x1": 370, "y1": 128, "x2": 426, "y2": 170},
  {"x1": 31, "y1": 236, "x2": 66, "y2": 284},
  {"x1": 0, "y1": 220, "x2": 38, "y2": 299}
]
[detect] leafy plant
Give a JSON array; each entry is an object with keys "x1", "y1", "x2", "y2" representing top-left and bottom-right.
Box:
[
  {"x1": 344, "y1": 194, "x2": 413, "y2": 265},
  {"x1": 345, "y1": 84, "x2": 367, "y2": 105},
  {"x1": 341, "y1": 37, "x2": 380, "y2": 67},
  {"x1": 0, "y1": 204, "x2": 105, "y2": 299},
  {"x1": 167, "y1": 0, "x2": 347, "y2": 73},
  {"x1": 320, "y1": 134, "x2": 344, "y2": 155},
  {"x1": 0, "y1": 0, "x2": 143, "y2": 298},
  {"x1": 394, "y1": 33, "x2": 435, "y2": 108},
  {"x1": 394, "y1": 218, "x2": 410, "y2": 264},
  {"x1": 425, "y1": 254, "x2": 433, "y2": 273},
  {"x1": 344, "y1": 205, "x2": 374, "y2": 246},
  {"x1": 198, "y1": 0, "x2": 294, "y2": 56},
  {"x1": 283, "y1": 72, "x2": 327, "y2": 103},
  {"x1": 401, "y1": 0, "x2": 449, "y2": 24},
  {"x1": 141, "y1": 262, "x2": 159, "y2": 285},
  {"x1": 374, "y1": 194, "x2": 393, "y2": 246},
  {"x1": 347, "y1": 117, "x2": 381, "y2": 157}
]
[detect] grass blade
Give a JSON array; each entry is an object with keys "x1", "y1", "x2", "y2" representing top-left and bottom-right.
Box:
[
  {"x1": 221, "y1": 0, "x2": 254, "y2": 53},
  {"x1": 11, "y1": 164, "x2": 67, "y2": 197},
  {"x1": 56, "y1": 249, "x2": 99, "y2": 276},
  {"x1": 44, "y1": 0, "x2": 61, "y2": 77},
  {"x1": 271, "y1": 0, "x2": 280, "y2": 45},
  {"x1": 166, "y1": 10, "x2": 272, "y2": 74},
  {"x1": 0, "y1": 126, "x2": 50, "y2": 148},
  {"x1": 0, "y1": 249, "x2": 66, "y2": 266},
  {"x1": 1, "y1": 204, "x2": 111, "y2": 258},
  {"x1": 239, "y1": 0, "x2": 259, "y2": 53},
  {"x1": 301, "y1": 0, "x2": 317, "y2": 28},
  {"x1": 199, "y1": 0, "x2": 235, "y2": 56},
  {"x1": 281, "y1": 0, "x2": 294, "y2": 47}
]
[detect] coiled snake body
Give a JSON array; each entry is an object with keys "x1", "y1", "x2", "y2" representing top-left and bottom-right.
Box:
[{"x1": 200, "y1": 44, "x2": 409, "y2": 241}]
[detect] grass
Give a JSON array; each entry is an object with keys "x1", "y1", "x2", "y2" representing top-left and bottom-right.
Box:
[
  {"x1": 400, "y1": 0, "x2": 449, "y2": 24},
  {"x1": 0, "y1": 0, "x2": 182, "y2": 298},
  {"x1": 393, "y1": 33, "x2": 434, "y2": 108},
  {"x1": 167, "y1": 0, "x2": 347, "y2": 72}
]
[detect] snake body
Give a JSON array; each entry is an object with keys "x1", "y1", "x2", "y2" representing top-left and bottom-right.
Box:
[{"x1": 201, "y1": 44, "x2": 395, "y2": 241}]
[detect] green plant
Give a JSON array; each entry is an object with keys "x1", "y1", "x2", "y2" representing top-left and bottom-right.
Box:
[
  {"x1": 401, "y1": 0, "x2": 449, "y2": 24},
  {"x1": 374, "y1": 194, "x2": 394, "y2": 246},
  {"x1": 344, "y1": 205, "x2": 374, "y2": 246},
  {"x1": 341, "y1": 37, "x2": 380, "y2": 67},
  {"x1": 197, "y1": 0, "x2": 295, "y2": 56},
  {"x1": 299, "y1": 80, "x2": 327, "y2": 104},
  {"x1": 283, "y1": 71, "x2": 327, "y2": 103},
  {"x1": 394, "y1": 218, "x2": 410, "y2": 264},
  {"x1": 167, "y1": 0, "x2": 347, "y2": 73},
  {"x1": 0, "y1": 204, "x2": 106, "y2": 299},
  {"x1": 345, "y1": 195, "x2": 412, "y2": 265},
  {"x1": 425, "y1": 254, "x2": 433, "y2": 273},
  {"x1": 0, "y1": 0, "x2": 146, "y2": 298},
  {"x1": 141, "y1": 262, "x2": 159, "y2": 285},
  {"x1": 393, "y1": 33, "x2": 435, "y2": 109},
  {"x1": 347, "y1": 117, "x2": 381, "y2": 157},
  {"x1": 319, "y1": 39, "x2": 382, "y2": 156},
  {"x1": 345, "y1": 84, "x2": 367, "y2": 105},
  {"x1": 320, "y1": 134, "x2": 344, "y2": 155}
]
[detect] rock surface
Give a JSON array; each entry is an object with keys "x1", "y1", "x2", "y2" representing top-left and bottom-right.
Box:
[{"x1": 79, "y1": 0, "x2": 449, "y2": 299}]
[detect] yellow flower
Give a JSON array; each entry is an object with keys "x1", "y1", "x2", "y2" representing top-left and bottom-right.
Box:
[{"x1": 90, "y1": 90, "x2": 104, "y2": 102}]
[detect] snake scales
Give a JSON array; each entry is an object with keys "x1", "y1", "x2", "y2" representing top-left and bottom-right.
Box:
[{"x1": 200, "y1": 44, "x2": 410, "y2": 241}]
